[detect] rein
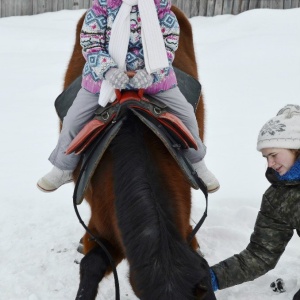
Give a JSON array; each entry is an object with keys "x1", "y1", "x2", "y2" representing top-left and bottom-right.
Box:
[{"x1": 187, "y1": 164, "x2": 208, "y2": 243}]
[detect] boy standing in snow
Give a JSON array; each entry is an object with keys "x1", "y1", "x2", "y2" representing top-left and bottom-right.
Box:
[
  {"x1": 37, "y1": 0, "x2": 219, "y2": 193},
  {"x1": 210, "y1": 104, "x2": 300, "y2": 300}
]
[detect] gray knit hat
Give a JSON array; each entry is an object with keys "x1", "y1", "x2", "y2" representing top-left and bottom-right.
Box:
[{"x1": 257, "y1": 104, "x2": 300, "y2": 151}]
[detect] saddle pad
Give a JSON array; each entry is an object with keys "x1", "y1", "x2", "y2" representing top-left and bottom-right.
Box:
[{"x1": 55, "y1": 67, "x2": 202, "y2": 122}]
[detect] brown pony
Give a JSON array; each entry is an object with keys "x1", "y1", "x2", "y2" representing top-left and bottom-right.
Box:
[{"x1": 63, "y1": 6, "x2": 215, "y2": 300}]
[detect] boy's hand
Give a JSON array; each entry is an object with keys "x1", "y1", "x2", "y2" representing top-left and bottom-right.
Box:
[
  {"x1": 130, "y1": 69, "x2": 153, "y2": 89},
  {"x1": 105, "y1": 68, "x2": 129, "y2": 89}
]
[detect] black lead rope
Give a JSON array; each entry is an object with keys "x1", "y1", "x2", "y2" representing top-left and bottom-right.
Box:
[{"x1": 178, "y1": 150, "x2": 208, "y2": 243}]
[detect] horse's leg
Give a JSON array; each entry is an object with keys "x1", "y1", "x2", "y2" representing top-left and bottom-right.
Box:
[
  {"x1": 75, "y1": 228, "x2": 124, "y2": 300},
  {"x1": 75, "y1": 227, "x2": 110, "y2": 300},
  {"x1": 75, "y1": 244, "x2": 109, "y2": 300}
]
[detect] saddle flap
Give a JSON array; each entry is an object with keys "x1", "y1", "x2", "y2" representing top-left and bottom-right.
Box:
[
  {"x1": 174, "y1": 67, "x2": 202, "y2": 111},
  {"x1": 66, "y1": 119, "x2": 110, "y2": 155},
  {"x1": 158, "y1": 112, "x2": 198, "y2": 149},
  {"x1": 55, "y1": 76, "x2": 82, "y2": 122}
]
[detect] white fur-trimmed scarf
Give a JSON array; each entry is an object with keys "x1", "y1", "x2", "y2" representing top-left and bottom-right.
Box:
[{"x1": 99, "y1": 0, "x2": 169, "y2": 106}]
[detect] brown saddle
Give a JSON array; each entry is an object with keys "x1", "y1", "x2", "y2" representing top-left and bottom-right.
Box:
[{"x1": 66, "y1": 90, "x2": 197, "y2": 155}]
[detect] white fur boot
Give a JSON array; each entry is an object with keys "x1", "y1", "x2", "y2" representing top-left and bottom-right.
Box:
[
  {"x1": 193, "y1": 160, "x2": 220, "y2": 193},
  {"x1": 37, "y1": 166, "x2": 73, "y2": 192}
]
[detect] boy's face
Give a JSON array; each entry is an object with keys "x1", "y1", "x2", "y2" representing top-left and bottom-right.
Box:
[{"x1": 261, "y1": 148, "x2": 297, "y2": 175}]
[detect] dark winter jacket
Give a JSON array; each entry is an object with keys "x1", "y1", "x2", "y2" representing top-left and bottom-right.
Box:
[{"x1": 211, "y1": 167, "x2": 300, "y2": 289}]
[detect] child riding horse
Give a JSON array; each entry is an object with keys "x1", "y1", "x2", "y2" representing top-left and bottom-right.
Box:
[{"x1": 37, "y1": 0, "x2": 219, "y2": 194}]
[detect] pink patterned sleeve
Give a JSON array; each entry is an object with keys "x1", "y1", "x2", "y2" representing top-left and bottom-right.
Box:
[
  {"x1": 157, "y1": 0, "x2": 179, "y2": 65},
  {"x1": 80, "y1": 0, "x2": 117, "y2": 80}
]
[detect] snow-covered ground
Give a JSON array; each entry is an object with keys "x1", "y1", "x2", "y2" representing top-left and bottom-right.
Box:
[{"x1": 0, "y1": 7, "x2": 299, "y2": 300}]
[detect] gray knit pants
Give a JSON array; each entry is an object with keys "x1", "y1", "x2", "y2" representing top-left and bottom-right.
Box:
[{"x1": 49, "y1": 87, "x2": 206, "y2": 170}]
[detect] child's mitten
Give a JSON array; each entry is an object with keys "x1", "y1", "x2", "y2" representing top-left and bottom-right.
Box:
[
  {"x1": 105, "y1": 68, "x2": 129, "y2": 89},
  {"x1": 130, "y1": 69, "x2": 153, "y2": 89}
]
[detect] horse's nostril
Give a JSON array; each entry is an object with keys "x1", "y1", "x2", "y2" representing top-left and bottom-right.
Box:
[
  {"x1": 195, "y1": 283, "x2": 210, "y2": 300},
  {"x1": 196, "y1": 282, "x2": 208, "y2": 293}
]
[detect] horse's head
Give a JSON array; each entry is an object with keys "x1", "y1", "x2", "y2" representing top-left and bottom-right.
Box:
[{"x1": 195, "y1": 256, "x2": 216, "y2": 300}]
